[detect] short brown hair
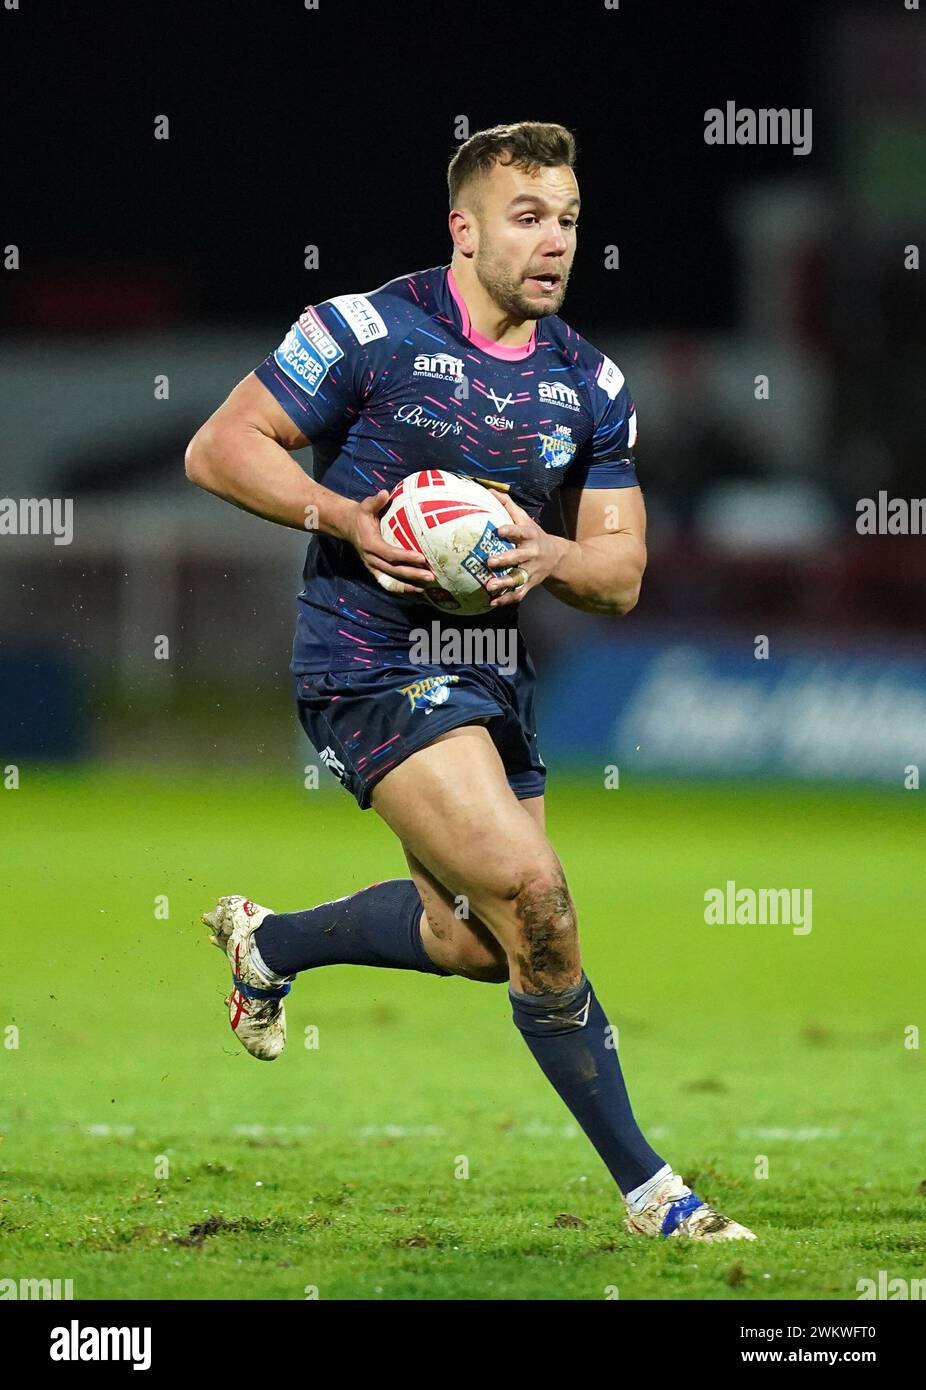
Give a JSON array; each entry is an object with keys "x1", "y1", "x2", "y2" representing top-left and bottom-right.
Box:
[{"x1": 447, "y1": 121, "x2": 577, "y2": 209}]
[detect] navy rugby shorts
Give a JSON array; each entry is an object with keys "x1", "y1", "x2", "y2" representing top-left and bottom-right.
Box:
[{"x1": 295, "y1": 654, "x2": 546, "y2": 810}]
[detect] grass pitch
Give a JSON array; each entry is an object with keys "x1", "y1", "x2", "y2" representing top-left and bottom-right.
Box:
[{"x1": 2, "y1": 769, "x2": 924, "y2": 1300}]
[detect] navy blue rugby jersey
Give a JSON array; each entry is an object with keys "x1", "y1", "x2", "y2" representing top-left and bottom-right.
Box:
[{"x1": 253, "y1": 263, "x2": 639, "y2": 675}]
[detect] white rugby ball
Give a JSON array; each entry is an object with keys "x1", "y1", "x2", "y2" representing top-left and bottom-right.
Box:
[{"x1": 377, "y1": 469, "x2": 526, "y2": 614}]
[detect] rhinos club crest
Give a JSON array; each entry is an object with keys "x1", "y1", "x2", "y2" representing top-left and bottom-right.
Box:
[
  {"x1": 538, "y1": 424, "x2": 578, "y2": 470},
  {"x1": 397, "y1": 674, "x2": 460, "y2": 711}
]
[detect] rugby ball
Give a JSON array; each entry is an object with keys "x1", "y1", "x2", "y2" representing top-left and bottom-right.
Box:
[{"x1": 377, "y1": 469, "x2": 527, "y2": 614}]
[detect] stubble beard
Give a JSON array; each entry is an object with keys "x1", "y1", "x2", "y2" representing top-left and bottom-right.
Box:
[{"x1": 474, "y1": 242, "x2": 568, "y2": 321}]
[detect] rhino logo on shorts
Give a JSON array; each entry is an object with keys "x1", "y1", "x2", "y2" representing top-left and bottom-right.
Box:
[{"x1": 397, "y1": 674, "x2": 460, "y2": 712}]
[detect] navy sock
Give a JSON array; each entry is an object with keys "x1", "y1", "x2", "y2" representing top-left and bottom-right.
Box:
[
  {"x1": 509, "y1": 972, "x2": 665, "y2": 1195},
  {"x1": 253, "y1": 879, "x2": 450, "y2": 978}
]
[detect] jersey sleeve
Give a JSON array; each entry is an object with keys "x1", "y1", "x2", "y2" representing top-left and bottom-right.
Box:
[
  {"x1": 253, "y1": 294, "x2": 386, "y2": 439},
  {"x1": 563, "y1": 354, "x2": 639, "y2": 490}
]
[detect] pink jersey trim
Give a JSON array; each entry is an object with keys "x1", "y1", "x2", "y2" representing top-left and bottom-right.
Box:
[{"x1": 446, "y1": 266, "x2": 537, "y2": 360}]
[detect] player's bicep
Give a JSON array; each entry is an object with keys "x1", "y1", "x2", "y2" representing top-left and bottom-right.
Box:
[
  {"x1": 199, "y1": 371, "x2": 313, "y2": 452},
  {"x1": 561, "y1": 484, "x2": 646, "y2": 546}
]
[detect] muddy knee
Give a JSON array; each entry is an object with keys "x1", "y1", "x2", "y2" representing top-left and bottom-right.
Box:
[{"x1": 510, "y1": 865, "x2": 578, "y2": 993}]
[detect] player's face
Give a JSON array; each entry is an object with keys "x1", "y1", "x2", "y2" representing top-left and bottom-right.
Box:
[{"x1": 472, "y1": 162, "x2": 579, "y2": 320}]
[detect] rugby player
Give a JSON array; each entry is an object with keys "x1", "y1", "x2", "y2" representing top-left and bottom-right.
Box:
[{"x1": 185, "y1": 121, "x2": 755, "y2": 1241}]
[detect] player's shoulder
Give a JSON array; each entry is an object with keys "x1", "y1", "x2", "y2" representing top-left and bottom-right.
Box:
[
  {"x1": 314, "y1": 265, "x2": 445, "y2": 351},
  {"x1": 542, "y1": 312, "x2": 630, "y2": 410},
  {"x1": 259, "y1": 267, "x2": 445, "y2": 410}
]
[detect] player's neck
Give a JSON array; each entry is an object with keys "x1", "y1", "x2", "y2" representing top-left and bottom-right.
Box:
[{"x1": 448, "y1": 258, "x2": 536, "y2": 349}]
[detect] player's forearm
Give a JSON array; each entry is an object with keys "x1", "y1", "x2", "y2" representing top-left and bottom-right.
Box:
[
  {"x1": 184, "y1": 423, "x2": 354, "y2": 537},
  {"x1": 543, "y1": 532, "x2": 646, "y2": 615}
]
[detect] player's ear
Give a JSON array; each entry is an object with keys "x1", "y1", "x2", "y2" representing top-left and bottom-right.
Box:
[{"x1": 449, "y1": 207, "x2": 476, "y2": 256}]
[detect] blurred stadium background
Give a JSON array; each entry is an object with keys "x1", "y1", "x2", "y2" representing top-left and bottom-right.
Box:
[{"x1": 1, "y1": 1, "x2": 923, "y2": 785}]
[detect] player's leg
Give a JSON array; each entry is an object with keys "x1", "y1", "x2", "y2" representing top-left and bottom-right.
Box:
[
  {"x1": 405, "y1": 845, "x2": 508, "y2": 982},
  {"x1": 202, "y1": 710, "x2": 524, "y2": 1062},
  {"x1": 208, "y1": 667, "x2": 518, "y2": 995},
  {"x1": 219, "y1": 774, "x2": 544, "y2": 991},
  {"x1": 229, "y1": 671, "x2": 545, "y2": 993},
  {"x1": 372, "y1": 725, "x2": 659, "y2": 1159},
  {"x1": 372, "y1": 725, "x2": 581, "y2": 993},
  {"x1": 241, "y1": 784, "x2": 545, "y2": 988},
  {"x1": 400, "y1": 788, "x2": 545, "y2": 979},
  {"x1": 371, "y1": 725, "x2": 756, "y2": 1241},
  {"x1": 201, "y1": 722, "x2": 548, "y2": 1056},
  {"x1": 519, "y1": 793, "x2": 546, "y2": 832}
]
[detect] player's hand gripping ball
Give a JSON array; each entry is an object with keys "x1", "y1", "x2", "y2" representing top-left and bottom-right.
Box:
[{"x1": 376, "y1": 470, "x2": 528, "y2": 613}]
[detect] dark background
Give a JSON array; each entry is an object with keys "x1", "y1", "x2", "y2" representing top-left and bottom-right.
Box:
[{"x1": 3, "y1": 0, "x2": 819, "y2": 329}]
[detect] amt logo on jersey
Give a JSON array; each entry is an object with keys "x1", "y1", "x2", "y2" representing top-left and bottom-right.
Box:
[
  {"x1": 413, "y1": 352, "x2": 465, "y2": 382},
  {"x1": 538, "y1": 381, "x2": 581, "y2": 411}
]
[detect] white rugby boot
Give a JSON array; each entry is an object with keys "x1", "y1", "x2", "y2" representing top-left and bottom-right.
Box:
[
  {"x1": 625, "y1": 1172, "x2": 757, "y2": 1241},
  {"x1": 202, "y1": 895, "x2": 292, "y2": 1061}
]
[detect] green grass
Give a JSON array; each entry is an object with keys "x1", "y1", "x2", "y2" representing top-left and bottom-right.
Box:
[{"x1": 2, "y1": 769, "x2": 924, "y2": 1299}]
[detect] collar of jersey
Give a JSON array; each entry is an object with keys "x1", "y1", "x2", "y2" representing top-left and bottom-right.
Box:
[{"x1": 445, "y1": 265, "x2": 538, "y2": 361}]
